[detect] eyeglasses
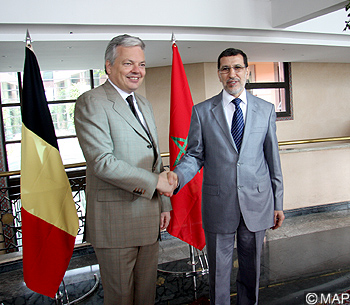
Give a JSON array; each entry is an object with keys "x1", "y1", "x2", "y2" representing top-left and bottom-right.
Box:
[{"x1": 219, "y1": 65, "x2": 246, "y2": 74}]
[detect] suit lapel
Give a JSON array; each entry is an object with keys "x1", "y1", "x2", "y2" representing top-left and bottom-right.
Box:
[
  {"x1": 211, "y1": 91, "x2": 236, "y2": 151},
  {"x1": 103, "y1": 81, "x2": 150, "y2": 143},
  {"x1": 135, "y1": 95, "x2": 157, "y2": 143},
  {"x1": 211, "y1": 90, "x2": 259, "y2": 153},
  {"x1": 135, "y1": 94, "x2": 160, "y2": 159},
  {"x1": 240, "y1": 92, "x2": 258, "y2": 152}
]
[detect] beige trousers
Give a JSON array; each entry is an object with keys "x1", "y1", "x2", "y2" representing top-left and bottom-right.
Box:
[{"x1": 94, "y1": 241, "x2": 159, "y2": 305}]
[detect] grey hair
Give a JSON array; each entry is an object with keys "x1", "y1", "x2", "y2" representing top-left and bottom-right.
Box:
[{"x1": 104, "y1": 34, "x2": 145, "y2": 72}]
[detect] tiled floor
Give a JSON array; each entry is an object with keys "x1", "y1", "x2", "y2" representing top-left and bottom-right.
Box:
[{"x1": 1, "y1": 208, "x2": 350, "y2": 304}]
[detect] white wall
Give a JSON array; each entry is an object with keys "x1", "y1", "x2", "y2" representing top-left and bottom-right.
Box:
[{"x1": 277, "y1": 62, "x2": 350, "y2": 141}]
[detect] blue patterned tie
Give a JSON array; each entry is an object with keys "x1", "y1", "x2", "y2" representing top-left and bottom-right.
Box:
[{"x1": 231, "y1": 98, "x2": 244, "y2": 152}]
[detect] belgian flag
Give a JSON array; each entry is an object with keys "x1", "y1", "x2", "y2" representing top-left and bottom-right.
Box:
[{"x1": 20, "y1": 46, "x2": 79, "y2": 298}]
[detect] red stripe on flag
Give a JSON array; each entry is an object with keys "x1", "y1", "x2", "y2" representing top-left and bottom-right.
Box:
[
  {"x1": 167, "y1": 43, "x2": 206, "y2": 250},
  {"x1": 21, "y1": 208, "x2": 76, "y2": 298}
]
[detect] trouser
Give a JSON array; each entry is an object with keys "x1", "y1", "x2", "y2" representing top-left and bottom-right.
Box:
[
  {"x1": 205, "y1": 218, "x2": 266, "y2": 305},
  {"x1": 94, "y1": 241, "x2": 159, "y2": 305}
]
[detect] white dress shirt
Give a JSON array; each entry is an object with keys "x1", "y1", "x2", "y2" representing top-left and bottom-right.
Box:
[{"x1": 222, "y1": 89, "x2": 247, "y2": 130}]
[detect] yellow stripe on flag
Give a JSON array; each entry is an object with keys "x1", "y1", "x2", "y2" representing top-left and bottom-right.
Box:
[{"x1": 21, "y1": 124, "x2": 79, "y2": 237}]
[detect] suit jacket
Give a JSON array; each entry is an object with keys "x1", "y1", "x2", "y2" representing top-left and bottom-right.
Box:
[
  {"x1": 174, "y1": 91, "x2": 283, "y2": 233},
  {"x1": 74, "y1": 80, "x2": 171, "y2": 248}
]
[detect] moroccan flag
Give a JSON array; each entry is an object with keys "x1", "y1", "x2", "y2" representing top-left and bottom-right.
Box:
[
  {"x1": 167, "y1": 43, "x2": 206, "y2": 250},
  {"x1": 20, "y1": 46, "x2": 79, "y2": 298}
]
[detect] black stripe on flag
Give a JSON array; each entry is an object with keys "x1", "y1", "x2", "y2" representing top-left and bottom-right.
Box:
[{"x1": 22, "y1": 47, "x2": 58, "y2": 150}]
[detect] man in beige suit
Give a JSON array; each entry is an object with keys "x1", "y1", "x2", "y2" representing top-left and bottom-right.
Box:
[{"x1": 74, "y1": 34, "x2": 173, "y2": 305}]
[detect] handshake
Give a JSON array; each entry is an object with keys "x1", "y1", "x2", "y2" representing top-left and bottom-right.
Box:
[{"x1": 156, "y1": 171, "x2": 178, "y2": 197}]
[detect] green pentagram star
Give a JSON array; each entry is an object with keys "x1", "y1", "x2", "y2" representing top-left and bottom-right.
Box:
[{"x1": 171, "y1": 136, "x2": 188, "y2": 167}]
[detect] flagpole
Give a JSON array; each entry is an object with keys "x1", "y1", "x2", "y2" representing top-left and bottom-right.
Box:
[
  {"x1": 25, "y1": 29, "x2": 31, "y2": 46},
  {"x1": 189, "y1": 245, "x2": 198, "y2": 299},
  {"x1": 171, "y1": 32, "x2": 176, "y2": 44},
  {"x1": 25, "y1": 29, "x2": 34, "y2": 52}
]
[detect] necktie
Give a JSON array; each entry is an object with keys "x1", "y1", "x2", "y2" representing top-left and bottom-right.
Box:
[
  {"x1": 231, "y1": 98, "x2": 244, "y2": 152},
  {"x1": 126, "y1": 95, "x2": 143, "y2": 126},
  {"x1": 126, "y1": 95, "x2": 157, "y2": 159}
]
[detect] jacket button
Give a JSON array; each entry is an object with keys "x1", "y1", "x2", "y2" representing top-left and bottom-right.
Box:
[{"x1": 147, "y1": 144, "x2": 152, "y2": 149}]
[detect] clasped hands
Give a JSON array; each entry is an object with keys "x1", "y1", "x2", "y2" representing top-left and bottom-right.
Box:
[{"x1": 156, "y1": 171, "x2": 178, "y2": 197}]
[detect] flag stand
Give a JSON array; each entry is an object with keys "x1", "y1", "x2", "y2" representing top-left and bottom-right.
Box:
[
  {"x1": 186, "y1": 245, "x2": 209, "y2": 277},
  {"x1": 158, "y1": 244, "x2": 208, "y2": 300},
  {"x1": 54, "y1": 274, "x2": 99, "y2": 305},
  {"x1": 187, "y1": 245, "x2": 209, "y2": 299}
]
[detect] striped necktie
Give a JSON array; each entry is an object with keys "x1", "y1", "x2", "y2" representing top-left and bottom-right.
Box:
[{"x1": 231, "y1": 98, "x2": 244, "y2": 152}]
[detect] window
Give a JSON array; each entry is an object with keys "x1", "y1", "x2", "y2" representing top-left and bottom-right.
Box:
[
  {"x1": 246, "y1": 62, "x2": 292, "y2": 119},
  {"x1": 0, "y1": 69, "x2": 107, "y2": 171}
]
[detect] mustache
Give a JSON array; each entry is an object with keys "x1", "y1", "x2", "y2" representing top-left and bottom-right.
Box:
[{"x1": 227, "y1": 77, "x2": 240, "y2": 82}]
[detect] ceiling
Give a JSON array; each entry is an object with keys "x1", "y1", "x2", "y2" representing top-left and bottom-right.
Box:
[{"x1": 1, "y1": 1, "x2": 349, "y2": 73}]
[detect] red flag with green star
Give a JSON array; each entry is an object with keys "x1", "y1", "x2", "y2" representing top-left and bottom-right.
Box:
[{"x1": 167, "y1": 43, "x2": 205, "y2": 250}]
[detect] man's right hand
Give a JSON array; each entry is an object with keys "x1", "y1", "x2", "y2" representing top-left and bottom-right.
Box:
[{"x1": 156, "y1": 171, "x2": 178, "y2": 197}]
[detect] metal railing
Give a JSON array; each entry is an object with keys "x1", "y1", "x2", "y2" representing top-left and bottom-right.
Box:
[
  {"x1": 0, "y1": 168, "x2": 87, "y2": 254},
  {"x1": 0, "y1": 136, "x2": 349, "y2": 255},
  {"x1": 278, "y1": 136, "x2": 350, "y2": 146}
]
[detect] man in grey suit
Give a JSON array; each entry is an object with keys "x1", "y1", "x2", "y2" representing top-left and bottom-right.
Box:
[
  {"x1": 165, "y1": 48, "x2": 285, "y2": 304},
  {"x1": 74, "y1": 34, "x2": 173, "y2": 305}
]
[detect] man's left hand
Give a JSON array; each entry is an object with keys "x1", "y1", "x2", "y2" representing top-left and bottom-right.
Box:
[
  {"x1": 160, "y1": 212, "x2": 171, "y2": 230},
  {"x1": 271, "y1": 210, "x2": 285, "y2": 230}
]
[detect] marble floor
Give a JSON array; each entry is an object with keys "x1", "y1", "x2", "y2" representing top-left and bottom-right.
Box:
[{"x1": 1, "y1": 208, "x2": 350, "y2": 304}]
